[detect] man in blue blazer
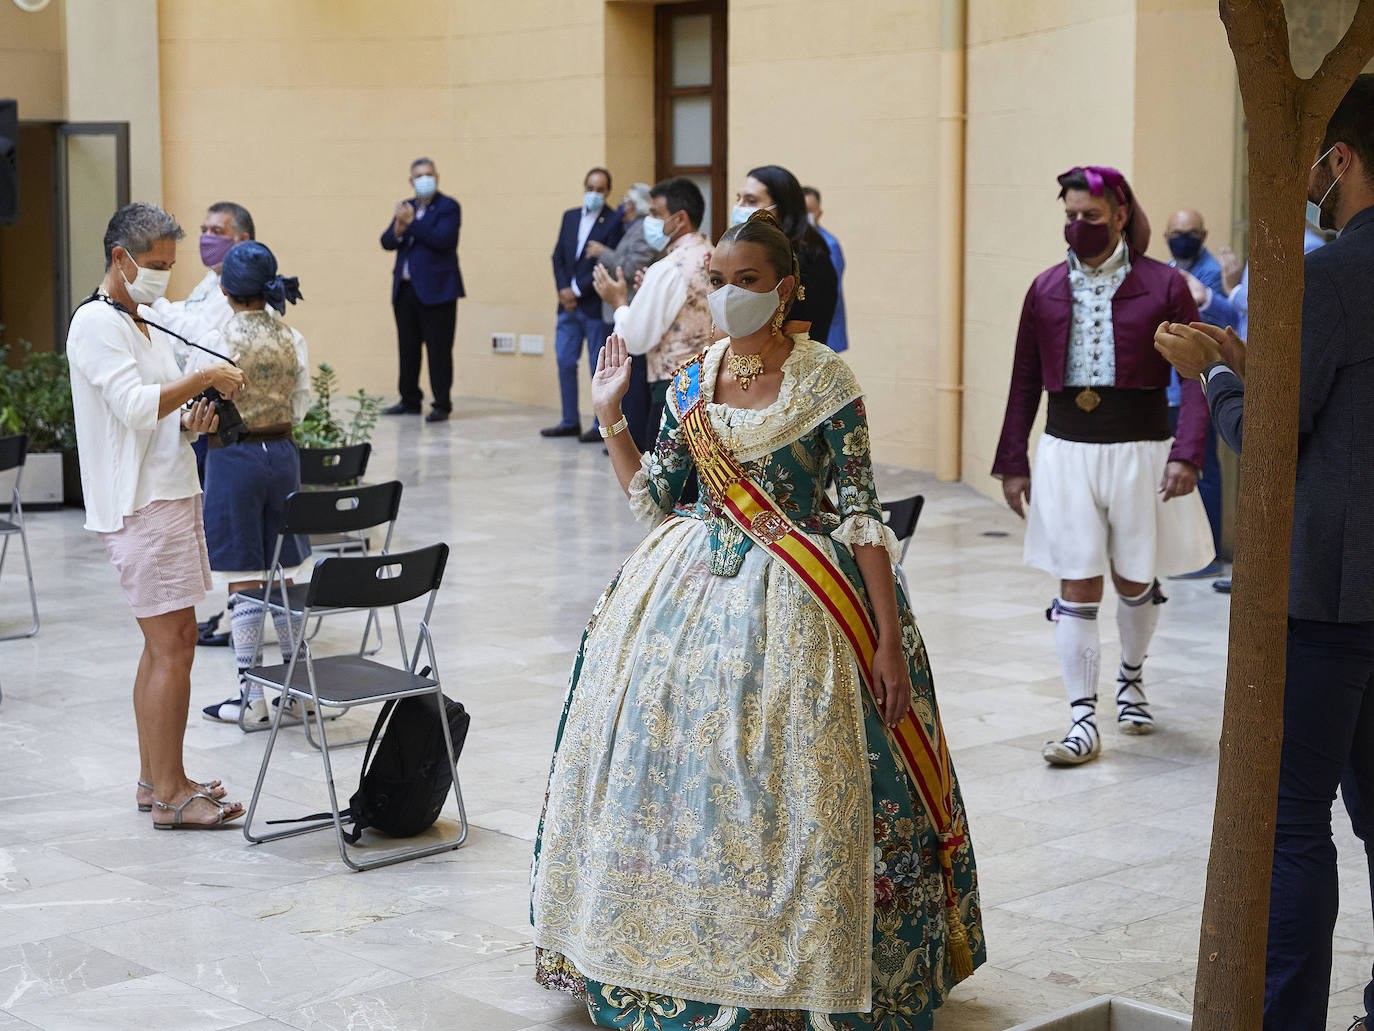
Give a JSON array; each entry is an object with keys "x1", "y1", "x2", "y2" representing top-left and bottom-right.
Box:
[
  {"x1": 1154, "y1": 75, "x2": 1374, "y2": 1031},
  {"x1": 381, "y1": 157, "x2": 464, "y2": 422},
  {"x1": 541, "y1": 167, "x2": 625, "y2": 440}
]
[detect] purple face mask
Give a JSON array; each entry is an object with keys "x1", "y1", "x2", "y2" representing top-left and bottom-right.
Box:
[
  {"x1": 200, "y1": 232, "x2": 236, "y2": 269},
  {"x1": 1064, "y1": 219, "x2": 1113, "y2": 261}
]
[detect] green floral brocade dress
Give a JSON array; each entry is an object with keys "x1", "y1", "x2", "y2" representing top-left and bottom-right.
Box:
[{"x1": 531, "y1": 338, "x2": 984, "y2": 1030}]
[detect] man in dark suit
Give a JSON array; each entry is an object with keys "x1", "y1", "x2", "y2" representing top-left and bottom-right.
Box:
[
  {"x1": 380, "y1": 157, "x2": 464, "y2": 422},
  {"x1": 1155, "y1": 75, "x2": 1374, "y2": 1031},
  {"x1": 541, "y1": 166, "x2": 625, "y2": 440}
]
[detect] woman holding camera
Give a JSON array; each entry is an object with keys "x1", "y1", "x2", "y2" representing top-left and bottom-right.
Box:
[
  {"x1": 195, "y1": 241, "x2": 311, "y2": 727},
  {"x1": 67, "y1": 203, "x2": 247, "y2": 829}
]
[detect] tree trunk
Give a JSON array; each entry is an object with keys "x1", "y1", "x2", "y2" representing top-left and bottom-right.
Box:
[{"x1": 1194, "y1": 2, "x2": 1374, "y2": 1027}]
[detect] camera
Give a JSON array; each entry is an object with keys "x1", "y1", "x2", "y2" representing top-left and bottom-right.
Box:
[{"x1": 192, "y1": 387, "x2": 249, "y2": 446}]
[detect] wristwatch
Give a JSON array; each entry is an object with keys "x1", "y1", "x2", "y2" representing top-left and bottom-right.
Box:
[{"x1": 1200, "y1": 361, "x2": 1232, "y2": 393}]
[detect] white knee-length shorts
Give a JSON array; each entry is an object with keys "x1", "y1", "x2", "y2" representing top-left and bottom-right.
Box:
[{"x1": 1023, "y1": 434, "x2": 1215, "y2": 583}]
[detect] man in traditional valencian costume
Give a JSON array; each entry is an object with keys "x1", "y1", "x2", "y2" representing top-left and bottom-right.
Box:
[{"x1": 994, "y1": 166, "x2": 1214, "y2": 767}]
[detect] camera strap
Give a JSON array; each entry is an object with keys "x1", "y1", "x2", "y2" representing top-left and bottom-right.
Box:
[{"x1": 75, "y1": 291, "x2": 239, "y2": 365}]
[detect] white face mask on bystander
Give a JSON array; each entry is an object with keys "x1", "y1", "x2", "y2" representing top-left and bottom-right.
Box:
[{"x1": 120, "y1": 250, "x2": 171, "y2": 304}]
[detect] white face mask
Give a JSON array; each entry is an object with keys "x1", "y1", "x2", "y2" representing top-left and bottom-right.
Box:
[
  {"x1": 120, "y1": 251, "x2": 171, "y2": 304},
  {"x1": 708, "y1": 283, "x2": 782, "y2": 339}
]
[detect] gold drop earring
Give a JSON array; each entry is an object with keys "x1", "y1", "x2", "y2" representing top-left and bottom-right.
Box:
[{"x1": 772, "y1": 304, "x2": 786, "y2": 332}]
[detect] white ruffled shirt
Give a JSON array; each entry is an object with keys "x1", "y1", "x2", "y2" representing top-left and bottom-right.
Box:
[{"x1": 1064, "y1": 237, "x2": 1130, "y2": 388}]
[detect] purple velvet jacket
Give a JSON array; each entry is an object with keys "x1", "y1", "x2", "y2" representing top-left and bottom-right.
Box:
[{"x1": 992, "y1": 251, "x2": 1207, "y2": 478}]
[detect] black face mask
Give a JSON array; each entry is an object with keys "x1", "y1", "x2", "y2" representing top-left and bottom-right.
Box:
[{"x1": 1167, "y1": 234, "x2": 1203, "y2": 262}]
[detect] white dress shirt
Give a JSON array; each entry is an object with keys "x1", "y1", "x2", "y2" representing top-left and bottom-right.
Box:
[
  {"x1": 143, "y1": 269, "x2": 233, "y2": 369},
  {"x1": 67, "y1": 298, "x2": 201, "y2": 533},
  {"x1": 569, "y1": 206, "x2": 599, "y2": 298},
  {"x1": 612, "y1": 261, "x2": 687, "y2": 358}
]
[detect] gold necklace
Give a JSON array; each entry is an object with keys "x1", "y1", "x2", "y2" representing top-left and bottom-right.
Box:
[{"x1": 725, "y1": 336, "x2": 781, "y2": 391}]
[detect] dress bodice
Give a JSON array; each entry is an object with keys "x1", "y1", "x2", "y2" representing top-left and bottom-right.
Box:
[{"x1": 630, "y1": 338, "x2": 898, "y2": 576}]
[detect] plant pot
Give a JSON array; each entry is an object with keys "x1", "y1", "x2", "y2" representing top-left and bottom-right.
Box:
[
  {"x1": 16, "y1": 450, "x2": 63, "y2": 508},
  {"x1": 1004, "y1": 995, "x2": 1190, "y2": 1031},
  {"x1": 61, "y1": 449, "x2": 82, "y2": 506}
]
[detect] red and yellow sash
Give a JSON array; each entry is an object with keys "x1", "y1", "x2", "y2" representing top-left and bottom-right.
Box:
[{"x1": 673, "y1": 356, "x2": 973, "y2": 978}]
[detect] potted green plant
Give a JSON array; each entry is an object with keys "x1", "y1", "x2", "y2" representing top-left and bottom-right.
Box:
[
  {"x1": 0, "y1": 336, "x2": 76, "y2": 507},
  {"x1": 294, "y1": 362, "x2": 382, "y2": 451}
]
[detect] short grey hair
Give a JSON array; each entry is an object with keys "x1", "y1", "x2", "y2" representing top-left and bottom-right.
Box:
[
  {"x1": 103, "y1": 202, "x2": 184, "y2": 269},
  {"x1": 627, "y1": 182, "x2": 652, "y2": 217},
  {"x1": 410, "y1": 156, "x2": 435, "y2": 174}
]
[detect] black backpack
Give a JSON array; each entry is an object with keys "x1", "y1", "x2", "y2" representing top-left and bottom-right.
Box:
[{"x1": 271, "y1": 684, "x2": 469, "y2": 842}]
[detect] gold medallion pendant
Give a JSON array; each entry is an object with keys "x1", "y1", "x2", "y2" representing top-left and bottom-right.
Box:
[
  {"x1": 1075, "y1": 387, "x2": 1101, "y2": 412},
  {"x1": 726, "y1": 352, "x2": 764, "y2": 391}
]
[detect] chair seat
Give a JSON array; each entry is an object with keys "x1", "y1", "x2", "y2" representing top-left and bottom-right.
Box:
[
  {"x1": 245, "y1": 654, "x2": 438, "y2": 706},
  {"x1": 309, "y1": 532, "x2": 373, "y2": 554},
  {"x1": 0, "y1": 519, "x2": 19, "y2": 534}
]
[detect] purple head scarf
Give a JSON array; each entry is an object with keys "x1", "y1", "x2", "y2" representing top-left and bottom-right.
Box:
[{"x1": 1057, "y1": 165, "x2": 1152, "y2": 254}]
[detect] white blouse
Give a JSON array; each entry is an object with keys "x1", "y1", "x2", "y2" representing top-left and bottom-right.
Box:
[{"x1": 67, "y1": 298, "x2": 201, "y2": 533}]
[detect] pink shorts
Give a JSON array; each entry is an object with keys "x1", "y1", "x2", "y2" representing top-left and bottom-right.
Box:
[{"x1": 101, "y1": 496, "x2": 213, "y2": 619}]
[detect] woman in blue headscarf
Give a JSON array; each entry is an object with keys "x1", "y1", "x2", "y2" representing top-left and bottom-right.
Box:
[{"x1": 197, "y1": 241, "x2": 313, "y2": 726}]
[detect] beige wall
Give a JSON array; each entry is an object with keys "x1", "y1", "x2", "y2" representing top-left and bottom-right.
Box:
[
  {"x1": 0, "y1": 0, "x2": 1251, "y2": 482},
  {"x1": 729, "y1": 0, "x2": 943, "y2": 471},
  {"x1": 961, "y1": 0, "x2": 1236, "y2": 501},
  {"x1": 0, "y1": 0, "x2": 65, "y2": 122}
]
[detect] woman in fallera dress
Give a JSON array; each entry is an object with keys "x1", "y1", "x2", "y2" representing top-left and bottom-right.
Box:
[{"x1": 531, "y1": 211, "x2": 984, "y2": 1030}]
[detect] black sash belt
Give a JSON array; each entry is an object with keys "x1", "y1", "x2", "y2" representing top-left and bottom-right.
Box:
[{"x1": 1046, "y1": 388, "x2": 1170, "y2": 445}]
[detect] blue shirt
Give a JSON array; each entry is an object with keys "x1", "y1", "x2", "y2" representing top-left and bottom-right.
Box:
[{"x1": 816, "y1": 225, "x2": 848, "y2": 352}]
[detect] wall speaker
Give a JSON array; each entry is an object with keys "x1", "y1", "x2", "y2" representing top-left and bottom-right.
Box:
[{"x1": 0, "y1": 99, "x2": 16, "y2": 225}]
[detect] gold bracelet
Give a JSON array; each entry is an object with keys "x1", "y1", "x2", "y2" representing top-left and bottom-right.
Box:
[{"x1": 598, "y1": 415, "x2": 629, "y2": 439}]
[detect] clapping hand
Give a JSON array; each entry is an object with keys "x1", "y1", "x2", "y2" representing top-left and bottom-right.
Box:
[
  {"x1": 393, "y1": 201, "x2": 414, "y2": 233},
  {"x1": 590, "y1": 333, "x2": 633, "y2": 423},
  {"x1": 1178, "y1": 269, "x2": 1209, "y2": 309},
  {"x1": 1218, "y1": 246, "x2": 1243, "y2": 293},
  {"x1": 1154, "y1": 320, "x2": 1239, "y2": 381},
  {"x1": 592, "y1": 264, "x2": 629, "y2": 308}
]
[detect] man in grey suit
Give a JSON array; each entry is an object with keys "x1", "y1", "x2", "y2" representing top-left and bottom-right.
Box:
[{"x1": 1155, "y1": 75, "x2": 1374, "y2": 1031}]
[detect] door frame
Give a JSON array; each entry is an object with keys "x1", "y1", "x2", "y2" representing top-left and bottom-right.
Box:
[{"x1": 54, "y1": 121, "x2": 129, "y2": 351}]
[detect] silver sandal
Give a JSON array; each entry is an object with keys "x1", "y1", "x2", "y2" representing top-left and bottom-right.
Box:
[
  {"x1": 136, "y1": 779, "x2": 224, "y2": 813},
  {"x1": 152, "y1": 792, "x2": 244, "y2": 830}
]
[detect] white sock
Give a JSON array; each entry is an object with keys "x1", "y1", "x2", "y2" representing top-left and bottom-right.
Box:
[
  {"x1": 1051, "y1": 599, "x2": 1100, "y2": 747},
  {"x1": 1116, "y1": 583, "x2": 1161, "y2": 710},
  {"x1": 230, "y1": 598, "x2": 265, "y2": 704},
  {"x1": 272, "y1": 607, "x2": 304, "y2": 663}
]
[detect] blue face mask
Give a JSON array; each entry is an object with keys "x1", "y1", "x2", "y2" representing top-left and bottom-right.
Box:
[
  {"x1": 642, "y1": 215, "x2": 670, "y2": 251},
  {"x1": 584, "y1": 191, "x2": 606, "y2": 213},
  {"x1": 1166, "y1": 233, "x2": 1202, "y2": 262},
  {"x1": 413, "y1": 174, "x2": 437, "y2": 199},
  {"x1": 731, "y1": 202, "x2": 776, "y2": 227}
]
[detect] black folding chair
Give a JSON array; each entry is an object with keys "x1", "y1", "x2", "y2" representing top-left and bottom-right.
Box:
[
  {"x1": 242, "y1": 543, "x2": 467, "y2": 871},
  {"x1": 299, "y1": 443, "x2": 371, "y2": 487},
  {"x1": 880, "y1": 494, "x2": 925, "y2": 600},
  {"x1": 299, "y1": 444, "x2": 375, "y2": 559},
  {"x1": 0, "y1": 436, "x2": 39, "y2": 650},
  {"x1": 236, "y1": 481, "x2": 404, "y2": 741}
]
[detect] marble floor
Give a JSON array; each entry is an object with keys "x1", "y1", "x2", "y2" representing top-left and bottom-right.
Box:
[{"x1": 0, "y1": 399, "x2": 1368, "y2": 1031}]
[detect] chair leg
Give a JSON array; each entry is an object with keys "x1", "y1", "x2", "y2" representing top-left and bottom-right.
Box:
[
  {"x1": 895, "y1": 563, "x2": 911, "y2": 605},
  {"x1": 0, "y1": 525, "x2": 40, "y2": 641},
  {"x1": 243, "y1": 681, "x2": 318, "y2": 843}
]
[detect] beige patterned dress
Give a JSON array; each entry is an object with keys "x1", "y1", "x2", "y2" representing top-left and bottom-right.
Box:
[{"x1": 531, "y1": 339, "x2": 983, "y2": 1030}]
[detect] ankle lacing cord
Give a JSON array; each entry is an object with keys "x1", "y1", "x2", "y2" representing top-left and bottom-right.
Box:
[
  {"x1": 1057, "y1": 697, "x2": 1099, "y2": 756},
  {"x1": 1116, "y1": 661, "x2": 1153, "y2": 723}
]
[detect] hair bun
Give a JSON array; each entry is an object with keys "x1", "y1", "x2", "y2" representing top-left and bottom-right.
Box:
[{"x1": 747, "y1": 208, "x2": 784, "y2": 230}]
